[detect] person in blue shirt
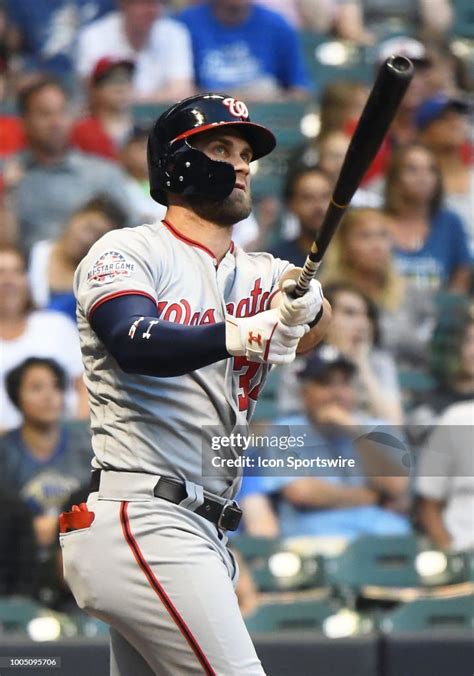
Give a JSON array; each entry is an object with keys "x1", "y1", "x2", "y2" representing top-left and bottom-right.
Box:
[
  {"x1": 178, "y1": 0, "x2": 311, "y2": 99},
  {"x1": 384, "y1": 143, "x2": 471, "y2": 293},
  {"x1": 238, "y1": 346, "x2": 411, "y2": 541},
  {"x1": 6, "y1": 0, "x2": 115, "y2": 80},
  {"x1": 0, "y1": 357, "x2": 93, "y2": 549}
]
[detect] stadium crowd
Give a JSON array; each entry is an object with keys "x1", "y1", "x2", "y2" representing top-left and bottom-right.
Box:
[{"x1": 0, "y1": 0, "x2": 472, "y2": 630}]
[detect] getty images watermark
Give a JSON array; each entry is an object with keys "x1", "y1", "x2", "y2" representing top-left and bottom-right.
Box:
[{"x1": 200, "y1": 423, "x2": 474, "y2": 479}]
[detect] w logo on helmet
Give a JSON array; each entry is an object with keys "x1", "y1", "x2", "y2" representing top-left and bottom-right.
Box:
[{"x1": 223, "y1": 97, "x2": 249, "y2": 119}]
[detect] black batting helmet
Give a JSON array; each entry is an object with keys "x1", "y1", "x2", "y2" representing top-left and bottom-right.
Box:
[{"x1": 147, "y1": 93, "x2": 276, "y2": 206}]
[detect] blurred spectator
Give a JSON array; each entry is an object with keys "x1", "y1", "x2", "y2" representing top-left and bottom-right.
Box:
[
  {"x1": 4, "y1": 77, "x2": 135, "y2": 253},
  {"x1": 321, "y1": 208, "x2": 404, "y2": 313},
  {"x1": 417, "y1": 94, "x2": 473, "y2": 257},
  {"x1": 384, "y1": 143, "x2": 471, "y2": 293},
  {"x1": 0, "y1": 191, "x2": 18, "y2": 245},
  {"x1": 319, "y1": 208, "x2": 441, "y2": 367},
  {"x1": 29, "y1": 195, "x2": 128, "y2": 322},
  {"x1": 0, "y1": 116, "x2": 25, "y2": 158},
  {"x1": 76, "y1": 0, "x2": 194, "y2": 102},
  {"x1": 5, "y1": 0, "x2": 115, "y2": 80},
  {"x1": 0, "y1": 358, "x2": 93, "y2": 549},
  {"x1": 323, "y1": 283, "x2": 404, "y2": 424},
  {"x1": 412, "y1": 310, "x2": 474, "y2": 426},
  {"x1": 71, "y1": 58, "x2": 135, "y2": 161},
  {"x1": 0, "y1": 246, "x2": 87, "y2": 431},
  {"x1": 270, "y1": 166, "x2": 332, "y2": 267},
  {"x1": 241, "y1": 347, "x2": 410, "y2": 540},
  {"x1": 415, "y1": 400, "x2": 474, "y2": 551},
  {"x1": 178, "y1": 0, "x2": 310, "y2": 100},
  {"x1": 331, "y1": 0, "x2": 452, "y2": 45},
  {"x1": 253, "y1": 0, "x2": 302, "y2": 27},
  {"x1": 287, "y1": 82, "x2": 368, "y2": 177},
  {"x1": 0, "y1": 484, "x2": 38, "y2": 596},
  {"x1": 377, "y1": 38, "x2": 434, "y2": 148}
]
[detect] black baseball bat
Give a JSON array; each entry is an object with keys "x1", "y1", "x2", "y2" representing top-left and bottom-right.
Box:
[{"x1": 293, "y1": 55, "x2": 414, "y2": 297}]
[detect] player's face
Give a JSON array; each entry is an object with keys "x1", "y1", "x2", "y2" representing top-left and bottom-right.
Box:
[
  {"x1": 24, "y1": 86, "x2": 72, "y2": 156},
  {"x1": 289, "y1": 171, "x2": 331, "y2": 237},
  {"x1": 18, "y1": 366, "x2": 64, "y2": 425},
  {"x1": 188, "y1": 129, "x2": 253, "y2": 226},
  {"x1": 346, "y1": 213, "x2": 392, "y2": 274},
  {"x1": 0, "y1": 250, "x2": 30, "y2": 318}
]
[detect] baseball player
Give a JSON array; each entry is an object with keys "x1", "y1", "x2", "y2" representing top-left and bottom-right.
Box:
[{"x1": 60, "y1": 93, "x2": 330, "y2": 675}]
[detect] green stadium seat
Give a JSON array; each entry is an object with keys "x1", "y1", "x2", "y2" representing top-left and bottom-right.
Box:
[
  {"x1": 380, "y1": 594, "x2": 474, "y2": 633},
  {"x1": 326, "y1": 534, "x2": 421, "y2": 591},
  {"x1": 0, "y1": 597, "x2": 46, "y2": 633},
  {"x1": 252, "y1": 552, "x2": 327, "y2": 592},
  {"x1": 245, "y1": 597, "x2": 338, "y2": 633},
  {"x1": 452, "y1": 0, "x2": 474, "y2": 38},
  {"x1": 230, "y1": 535, "x2": 281, "y2": 562},
  {"x1": 301, "y1": 33, "x2": 373, "y2": 95},
  {"x1": 252, "y1": 367, "x2": 280, "y2": 422}
]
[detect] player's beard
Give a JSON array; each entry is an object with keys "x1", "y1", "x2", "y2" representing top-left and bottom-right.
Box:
[{"x1": 186, "y1": 187, "x2": 252, "y2": 227}]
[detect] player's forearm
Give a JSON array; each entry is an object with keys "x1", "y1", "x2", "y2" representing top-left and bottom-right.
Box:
[
  {"x1": 91, "y1": 295, "x2": 229, "y2": 377},
  {"x1": 296, "y1": 298, "x2": 332, "y2": 354}
]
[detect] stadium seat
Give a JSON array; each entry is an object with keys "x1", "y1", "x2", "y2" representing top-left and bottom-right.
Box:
[
  {"x1": 452, "y1": 0, "x2": 474, "y2": 38},
  {"x1": 326, "y1": 534, "x2": 421, "y2": 592},
  {"x1": 230, "y1": 535, "x2": 281, "y2": 562},
  {"x1": 0, "y1": 597, "x2": 46, "y2": 633},
  {"x1": 252, "y1": 367, "x2": 280, "y2": 421},
  {"x1": 379, "y1": 594, "x2": 474, "y2": 633},
  {"x1": 245, "y1": 597, "x2": 338, "y2": 633},
  {"x1": 252, "y1": 552, "x2": 327, "y2": 592}
]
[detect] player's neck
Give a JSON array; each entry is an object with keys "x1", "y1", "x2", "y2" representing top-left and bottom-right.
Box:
[{"x1": 164, "y1": 206, "x2": 233, "y2": 263}]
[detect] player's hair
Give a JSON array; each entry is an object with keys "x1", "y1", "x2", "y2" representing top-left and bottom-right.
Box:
[
  {"x1": 71, "y1": 194, "x2": 128, "y2": 230},
  {"x1": 18, "y1": 75, "x2": 69, "y2": 116},
  {"x1": 384, "y1": 142, "x2": 443, "y2": 218},
  {"x1": 6, "y1": 357, "x2": 67, "y2": 411},
  {"x1": 320, "y1": 207, "x2": 404, "y2": 312},
  {"x1": 324, "y1": 281, "x2": 382, "y2": 348},
  {"x1": 283, "y1": 165, "x2": 332, "y2": 203}
]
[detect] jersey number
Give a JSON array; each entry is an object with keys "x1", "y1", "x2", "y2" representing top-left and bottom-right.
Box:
[{"x1": 233, "y1": 357, "x2": 263, "y2": 411}]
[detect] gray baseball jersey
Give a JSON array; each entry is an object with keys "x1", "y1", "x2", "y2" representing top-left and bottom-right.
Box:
[{"x1": 74, "y1": 219, "x2": 292, "y2": 499}]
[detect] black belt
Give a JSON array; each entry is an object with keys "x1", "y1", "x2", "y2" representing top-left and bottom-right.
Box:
[{"x1": 89, "y1": 470, "x2": 242, "y2": 532}]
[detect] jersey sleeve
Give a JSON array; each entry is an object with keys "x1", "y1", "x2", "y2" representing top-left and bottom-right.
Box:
[{"x1": 74, "y1": 229, "x2": 159, "y2": 320}]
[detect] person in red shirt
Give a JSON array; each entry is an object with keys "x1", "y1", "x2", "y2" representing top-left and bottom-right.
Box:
[{"x1": 71, "y1": 57, "x2": 134, "y2": 161}]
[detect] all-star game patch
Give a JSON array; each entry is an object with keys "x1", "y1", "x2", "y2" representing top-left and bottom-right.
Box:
[{"x1": 87, "y1": 250, "x2": 136, "y2": 285}]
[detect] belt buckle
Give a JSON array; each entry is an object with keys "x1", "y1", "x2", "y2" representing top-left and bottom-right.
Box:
[{"x1": 217, "y1": 501, "x2": 242, "y2": 531}]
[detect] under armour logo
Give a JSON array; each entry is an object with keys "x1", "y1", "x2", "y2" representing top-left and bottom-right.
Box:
[
  {"x1": 143, "y1": 320, "x2": 159, "y2": 340},
  {"x1": 128, "y1": 317, "x2": 145, "y2": 339},
  {"x1": 223, "y1": 97, "x2": 249, "y2": 119},
  {"x1": 248, "y1": 331, "x2": 263, "y2": 346}
]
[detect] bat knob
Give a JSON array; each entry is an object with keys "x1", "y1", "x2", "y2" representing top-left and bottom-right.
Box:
[{"x1": 386, "y1": 55, "x2": 415, "y2": 78}]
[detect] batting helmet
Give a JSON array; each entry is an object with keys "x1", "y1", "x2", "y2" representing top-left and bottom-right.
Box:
[{"x1": 147, "y1": 93, "x2": 276, "y2": 206}]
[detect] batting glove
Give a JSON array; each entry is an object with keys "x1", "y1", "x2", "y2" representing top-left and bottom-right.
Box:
[
  {"x1": 225, "y1": 309, "x2": 308, "y2": 365},
  {"x1": 279, "y1": 279, "x2": 324, "y2": 327}
]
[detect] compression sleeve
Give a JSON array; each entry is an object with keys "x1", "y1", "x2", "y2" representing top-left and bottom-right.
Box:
[{"x1": 90, "y1": 294, "x2": 230, "y2": 377}]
